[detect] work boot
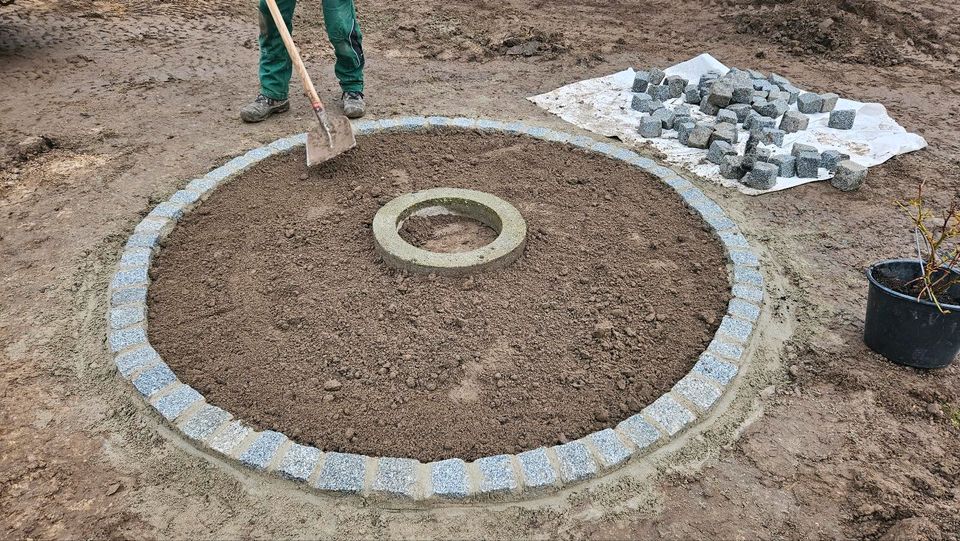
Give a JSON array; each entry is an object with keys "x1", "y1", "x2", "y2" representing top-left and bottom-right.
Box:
[
  {"x1": 240, "y1": 94, "x2": 290, "y2": 123},
  {"x1": 341, "y1": 91, "x2": 365, "y2": 119}
]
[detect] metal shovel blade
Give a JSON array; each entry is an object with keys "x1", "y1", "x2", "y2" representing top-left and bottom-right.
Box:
[{"x1": 306, "y1": 112, "x2": 356, "y2": 167}]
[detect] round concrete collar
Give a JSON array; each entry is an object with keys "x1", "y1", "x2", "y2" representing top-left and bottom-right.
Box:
[
  {"x1": 372, "y1": 187, "x2": 527, "y2": 276},
  {"x1": 107, "y1": 116, "x2": 765, "y2": 504}
]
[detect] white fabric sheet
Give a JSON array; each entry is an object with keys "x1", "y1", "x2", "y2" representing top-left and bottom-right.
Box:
[{"x1": 529, "y1": 53, "x2": 927, "y2": 195}]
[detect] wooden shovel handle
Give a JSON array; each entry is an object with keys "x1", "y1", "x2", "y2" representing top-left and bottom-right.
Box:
[{"x1": 263, "y1": 0, "x2": 324, "y2": 113}]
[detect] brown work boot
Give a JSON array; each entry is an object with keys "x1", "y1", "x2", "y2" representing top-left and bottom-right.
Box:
[
  {"x1": 240, "y1": 94, "x2": 290, "y2": 123},
  {"x1": 341, "y1": 91, "x2": 365, "y2": 119}
]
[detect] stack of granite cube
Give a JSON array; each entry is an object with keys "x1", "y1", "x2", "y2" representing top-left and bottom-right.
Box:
[{"x1": 630, "y1": 66, "x2": 866, "y2": 191}]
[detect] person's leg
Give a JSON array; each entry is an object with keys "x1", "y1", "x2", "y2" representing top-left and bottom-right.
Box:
[
  {"x1": 259, "y1": 0, "x2": 297, "y2": 100},
  {"x1": 321, "y1": 0, "x2": 365, "y2": 117},
  {"x1": 241, "y1": 0, "x2": 296, "y2": 122}
]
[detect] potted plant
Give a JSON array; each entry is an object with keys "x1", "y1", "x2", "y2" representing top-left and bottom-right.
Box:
[{"x1": 863, "y1": 181, "x2": 960, "y2": 369}]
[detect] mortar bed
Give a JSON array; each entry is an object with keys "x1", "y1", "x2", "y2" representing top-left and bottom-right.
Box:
[{"x1": 108, "y1": 117, "x2": 765, "y2": 502}]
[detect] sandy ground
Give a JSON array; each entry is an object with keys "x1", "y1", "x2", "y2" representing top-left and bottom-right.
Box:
[{"x1": 1, "y1": 0, "x2": 959, "y2": 539}]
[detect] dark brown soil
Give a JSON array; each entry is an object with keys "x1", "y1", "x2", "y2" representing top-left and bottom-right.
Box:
[
  {"x1": 875, "y1": 268, "x2": 960, "y2": 306},
  {"x1": 146, "y1": 131, "x2": 729, "y2": 462},
  {"x1": 399, "y1": 213, "x2": 498, "y2": 253}
]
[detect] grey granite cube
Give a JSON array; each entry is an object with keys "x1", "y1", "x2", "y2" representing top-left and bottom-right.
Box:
[
  {"x1": 114, "y1": 345, "x2": 159, "y2": 377},
  {"x1": 517, "y1": 448, "x2": 557, "y2": 490},
  {"x1": 766, "y1": 88, "x2": 786, "y2": 103},
  {"x1": 630, "y1": 92, "x2": 652, "y2": 112},
  {"x1": 709, "y1": 336, "x2": 745, "y2": 363},
  {"x1": 820, "y1": 149, "x2": 847, "y2": 172},
  {"x1": 110, "y1": 305, "x2": 145, "y2": 330},
  {"x1": 673, "y1": 376, "x2": 723, "y2": 412},
  {"x1": 119, "y1": 247, "x2": 152, "y2": 268},
  {"x1": 707, "y1": 140, "x2": 736, "y2": 165},
  {"x1": 754, "y1": 99, "x2": 789, "y2": 119},
  {"x1": 125, "y1": 232, "x2": 161, "y2": 250},
  {"x1": 732, "y1": 85, "x2": 754, "y2": 105},
  {"x1": 239, "y1": 430, "x2": 287, "y2": 470},
  {"x1": 648, "y1": 67, "x2": 665, "y2": 85},
  {"x1": 699, "y1": 99, "x2": 721, "y2": 116},
  {"x1": 277, "y1": 443, "x2": 321, "y2": 482},
  {"x1": 665, "y1": 75, "x2": 688, "y2": 98},
  {"x1": 430, "y1": 458, "x2": 470, "y2": 498},
  {"x1": 132, "y1": 363, "x2": 176, "y2": 397},
  {"x1": 588, "y1": 429, "x2": 632, "y2": 467},
  {"x1": 632, "y1": 71, "x2": 651, "y2": 93},
  {"x1": 616, "y1": 414, "x2": 661, "y2": 449},
  {"x1": 710, "y1": 123, "x2": 738, "y2": 145},
  {"x1": 553, "y1": 441, "x2": 597, "y2": 483},
  {"x1": 720, "y1": 155, "x2": 746, "y2": 179},
  {"x1": 733, "y1": 265, "x2": 764, "y2": 289},
  {"x1": 743, "y1": 147, "x2": 772, "y2": 170},
  {"x1": 717, "y1": 109, "x2": 738, "y2": 124},
  {"x1": 686, "y1": 124, "x2": 714, "y2": 149},
  {"x1": 753, "y1": 116, "x2": 776, "y2": 131},
  {"x1": 179, "y1": 404, "x2": 232, "y2": 442},
  {"x1": 648, "y1": 84, "x2": 672, "y2": 102},
  {"x1": 707, "y1": 81, "x2": 734, "y2": 108},
  {"x1": 797, "y1": 93, "x2": 823, "y2": 114},
  {"x1": 169, "y1": 189, "x2": 201, "y2": 206},
  {"x1": 769, "y1": 154, "x2": 797, "y2": 177},
  {"x1": 315, "y1": 452, "x2": 367, "y2": 494},
  {"x1": 733, "y1": 283, "x2": 765, "y2": 304},
  {"x1": 743, "y1": 162, "x2": 779, "y2": 190},
  {"x1": 693, "y1": 353, "x2": 739, "y2": 385},
  {"x1": 829, "y1": 109, "x2": 856, "y2": 130},
  {"x1": 638, "y1": 116, "x2": 662, "y2": 138},
  {"x1": 728, "y1": 103, "x2": 752, "y2": 123},
  {"x1": 111, "y1": 286, "x2": 147, "y2": 307},
  {"x1": 638, "y1": 98, "x2": 663, "y2": 114},
  {"x1": 109, "y1": 326, "x2": 147, "y2": 353},
  {"x1": 644, "y1": 395, "x2": 695, "y2": 436},
  {"x1": 759, "y1": 127, "x2": 785, "y2": 147},
  {"x1": 796, "y1": 150, "x2": 821, "y2": 178},
  {"x1": 651, "y1": 108, "x2": 677, "y2": 129},
  {"x1": 147, "y1": 201, "x2": 185, "y2": 221},
  {"x1": 779, "y1": 111, "x2": 808, "y2": 133},
  {"x1": 819, "y1": 92, "x2": 839, "y2": 112},
  {"x1": 153, "y1": 384, "x2": 202, "y2": 421},
  {"x1": 209, "y1": 421, "x2": 252, "y2": 456},
  {"x1": 729, "y1": 297, "x2": 762, "y2": 321},
  {"x1": 110, "y1": 267, "x2": 148, "y2": 289},
  {"x1": 831, "y1": 160, "x2": 867, "y2": 191},
  {"x1": 372, "y1": 457, "x2": 418, "y2": 498},
  {"x1": 791, "y1": 142, "x2": 817, "y2": 157},
  {"x1": 718, "y1": 315, "x2": 753, "y2": 343},
  {"x1": 684, "y1": 84, "x2": 701, "y2": 104},
  {"x1": 781, "y1": 83, "x2": 801, "y2": 104},
  {"x1": 676, "y1": 121, "x2": 697, "y2": 145},
  {"x1": 475, "y1": 454, "x2": 517, "y2": 495}
]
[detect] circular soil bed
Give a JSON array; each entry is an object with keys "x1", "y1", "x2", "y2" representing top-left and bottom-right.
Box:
[{"x1": 147, "y1": 130, "x2": 730, "y2": 462}]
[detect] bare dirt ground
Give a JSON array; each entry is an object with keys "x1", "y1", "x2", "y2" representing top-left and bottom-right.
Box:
[{"x1": 1, "y1": 0, "x2": 959, "y2": 539}]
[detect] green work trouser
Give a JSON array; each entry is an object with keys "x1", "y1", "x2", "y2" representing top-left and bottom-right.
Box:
[{"x1": 258, "y1": 0, "x2": 365, "y2": 100}]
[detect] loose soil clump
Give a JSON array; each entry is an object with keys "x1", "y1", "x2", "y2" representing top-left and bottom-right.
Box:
[{"x1": 147, "y1": 130, "x2": 729, "y2": 462}]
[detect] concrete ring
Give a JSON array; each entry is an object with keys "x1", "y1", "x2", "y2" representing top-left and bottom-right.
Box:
[{"x1": 372, "y1": 188, "x2": 527, "y2": 276}]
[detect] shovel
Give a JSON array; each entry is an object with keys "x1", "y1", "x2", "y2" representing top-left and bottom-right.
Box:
[{"x1": 264, "y1": 0, "x2": 356, "y2": 166}]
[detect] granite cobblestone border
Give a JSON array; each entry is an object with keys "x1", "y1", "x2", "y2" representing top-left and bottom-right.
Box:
[{"x1": 108, "y1": 116, "x2": 765, "y2": 503}]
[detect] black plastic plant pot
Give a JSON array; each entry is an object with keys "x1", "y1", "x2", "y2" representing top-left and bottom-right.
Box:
[{"x1": 864, "y1": 259, "x2": 960, "y2": 369}]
